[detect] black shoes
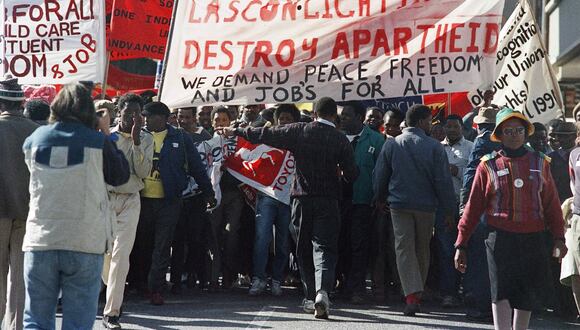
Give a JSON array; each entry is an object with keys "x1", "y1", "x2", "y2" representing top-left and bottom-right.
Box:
[{"x1": 102, "y1": 315, "x2": 122, "y2": 329}]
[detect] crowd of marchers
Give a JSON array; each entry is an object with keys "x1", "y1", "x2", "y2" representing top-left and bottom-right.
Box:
[{"x1": 2, "y1": 77, "x2": 580, "y2": 330}]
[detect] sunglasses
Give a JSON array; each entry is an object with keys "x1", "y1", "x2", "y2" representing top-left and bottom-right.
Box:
[{"x1": 502, "y1": 126, "x2": 525, "y2": 137}]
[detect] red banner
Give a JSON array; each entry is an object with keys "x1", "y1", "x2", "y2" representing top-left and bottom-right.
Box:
[
  {"x1": 107, "y1": 65, "x2": 155, "y2": 92},
  {"x1": 109, "y1": 0, "x2": 173, "y2": 60}
]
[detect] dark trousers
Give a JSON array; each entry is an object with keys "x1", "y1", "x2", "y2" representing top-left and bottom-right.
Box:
[
  {"x1": 130, "y1": 197, "x2": 181, "y2": 293},
  {"x1": 371, "y1": 212, "x2": 400, "y2": 296},
  {"x1": 170, "y1": 195, "x2": 208, "y2": 286},
  {"x1": 292, "y1": 197, "x2": 340, "y2": 300},
  {"x1": 346, "y1": 205, "x2": 373, "y2": 294}
]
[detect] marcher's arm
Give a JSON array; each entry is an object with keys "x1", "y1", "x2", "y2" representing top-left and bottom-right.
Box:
[
  {"x1": 184, "y1": 132, "x2": 214, "y2": 198},
  {"x1": 541, "y1": 161, "x2": 566, "y2": 242},
  {"x1": 103, "y1": 138, "x2": 130, "y2": 186},
  {"x1": 133, "y1": 133, "x2": 154, "y2": 179},
  {"x1": 339, "y1": 139, "x2": 358, "y2": 183},
  {"x1": 433, "y1": 147, "x2": 457, "y2": 215},
  {"x1": 235, "y1": 124, "x2": 301, "y2": 152},
  {"x1": 456, "y1": 163, "x2": 489, "y2": 247},
  {"x1": 373, "y1": 141, "x2": 393, "y2": 203}
]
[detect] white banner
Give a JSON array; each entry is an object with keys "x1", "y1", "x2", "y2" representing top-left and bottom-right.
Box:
[
  {"x1": 469, "y1": 0, "x2": 564, "y2": 123},
  {"x1": 0, "y1": 0, "x2": 107, "y2": 84},
  {"x1": 160, "y1": 0, "x2": 504, "y2": 108}
]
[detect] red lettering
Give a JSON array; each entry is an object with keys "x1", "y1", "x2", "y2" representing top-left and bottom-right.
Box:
[
  {"x1": 449, "y1": 23, "x2": 464, "y2": 52},
  {"x1": 12, "y1": 5, "x2": 30, "y2": 23},
  {"x1": 332, "y1": 32, "x2": 350, "y2": 59},
  {"x1": 252, "y1": 41, "x2": 273, "y2": 67},
  {"x1": 371, "y1": 29, "x2": 391, "y2": 56},
  {"x1": 239, "y1": 41, "x2": 254, "y2": 68},
  {"x1": 205, "y1": 0, "x2": 220, "y2": 23},
  {"x1": 418, "y1": 24, "x2": 434, "y2": 54},
  {"x1": 183, "y1": 40, "x2": 200, "y2": 69},
  {"x1": 393, "y1": 27, "x2": 411, "y2": 55},
  {"x1": 353, "y1": 30, "x2": 371, "y2": 58},
  {"x1": 359, "y1": 0, "x2": 370, "y2": 16},
  {"x1": 483, "y1": 23, "x2": 499, "y2": 53},
  {"x1": 466, "y1": 22, "x2": 481, "y2": 52},
  {"x1": 188, "y1": 0, "x2": 202, "y2": 23},
  {"x1": 65, "y1": 0, "x2": 80, "y2": 20},
  {"x1": 219, "y1": 41, "x2": 234, "y2": 70},
  {"x1": 435, "y1": 24, "x2": 448, "y2": 53},
  {"x1": 44, "y1": 0, "x2": 63, "y2": 21},
  {"x1": 260, "y1": 0, "x2": 279, "y2": 21},
  {"x1": 335, "y1": 0, "x2": 354, "y2": 18},
  {"x1": 203, "y1": 40, "x2": 218, "y2": 69},
  {"x1": 224, "y1": 1, "x2": 240, "y2": 22},
  {"x1": 302, "y1": 38, "x2": 318, "y2": 61},
  {"x1": 242, "y1": 0, "x2": 260, "y2": 22},
  {"x1": 304, "y1": 0, "x2": 319, "y2": 19},
  {"x1": 275, "y1": 39, "x2": 295, "y2": 67}
]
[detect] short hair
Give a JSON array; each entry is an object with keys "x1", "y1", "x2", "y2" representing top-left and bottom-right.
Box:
[
  {"x1": 50, "y1": 83, "x2": 96, "y2": 128},
  {"x1": 117, "y1": 93, "x2": 144, "y2": 111},
  {"x1": 178, "y1": 107, "x2": 197, "y2": 115},
  {"x1": 274, "y1": 104, "x2": 301, "y2": 122},
  {"x1": 533, "y1": 122, "x2": 547, "y2": 132},
  {"x1": 384, "y1": 109, "x2": 404, "y2": 122},
  {"x1": 367, "y1": 106, "x2": 384, "y2": 115},
  {"x1": 25, "y1": 99, "x2": 50, "y2": 121},
  {"x1": 260, "y1": 108, "x2": 275, "y2": 123},
  {"x1": 339, "y1": 101, "x2": 366, "y2": 119},
  {"x1": 211, "y1": 106, "x2": 232, "y2": 121},
  {"x1": 445, "y1": 114, "x2": 463, "y2": 126},
  {"x1": 406, "y1": 104, "x2": 432, "y2": 127},
  {"x1": 313, "y1": 97, "x2": 337, "y2": 117}
]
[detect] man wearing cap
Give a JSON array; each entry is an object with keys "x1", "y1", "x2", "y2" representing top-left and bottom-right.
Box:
[
  {"x1": 456, "y1": 107, "x2": 566, "y2": 330},
  {"x1": 0, "y1": 76, "x2": 38, "y2": 330},
  {"x1": 217, "y1": 97, "x2": 358, "y2": 320},
  {"x1": 459, "y1": 105, "x2": 501, "y2": 320},
  {"x1": 131, "y1": 101, "x2": 216, "y2": 306}
]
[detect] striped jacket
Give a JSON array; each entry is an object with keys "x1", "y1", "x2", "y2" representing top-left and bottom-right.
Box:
[{"x1": 456, "y1": 149, "x2": 565, "y2": 247}]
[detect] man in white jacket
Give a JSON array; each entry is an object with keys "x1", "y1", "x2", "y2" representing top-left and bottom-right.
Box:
[{"x1": 101, "y1": 93, "x2": 154, "y2": 330}]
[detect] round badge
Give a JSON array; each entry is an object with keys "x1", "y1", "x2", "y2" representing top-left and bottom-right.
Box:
[{"x1": 514, "y1": 178, "x2": 524, "y2": 188}]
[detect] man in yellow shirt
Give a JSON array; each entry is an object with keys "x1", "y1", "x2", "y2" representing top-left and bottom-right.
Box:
[{"x1": 130, "y1": 102, "x2": 216, "y2": 306}]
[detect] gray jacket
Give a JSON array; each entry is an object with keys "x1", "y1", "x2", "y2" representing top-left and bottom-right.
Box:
[{"x1": 373, "y1": 127, "x2": 456, "y2": 214}]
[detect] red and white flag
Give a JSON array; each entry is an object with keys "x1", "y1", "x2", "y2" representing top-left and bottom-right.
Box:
[{"x1": 225, "y1": 138, "x2": 295, "y2": 205}]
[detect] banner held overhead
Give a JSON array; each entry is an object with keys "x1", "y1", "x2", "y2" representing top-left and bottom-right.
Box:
[{"x1": 160, "y1": 0, "x2": 504, "y2": 108}]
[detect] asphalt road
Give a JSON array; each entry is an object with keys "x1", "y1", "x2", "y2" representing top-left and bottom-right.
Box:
[{"x1": 55, "y1": 286, "x2": 579, "y2": 329}]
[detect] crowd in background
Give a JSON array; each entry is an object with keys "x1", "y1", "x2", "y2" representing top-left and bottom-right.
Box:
[{"x1": 1, "y1": 76, "x2": 580, "y2": 330}]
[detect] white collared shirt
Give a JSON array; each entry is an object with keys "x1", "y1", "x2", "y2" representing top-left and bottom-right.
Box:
[
  {"x1": 441, "y1": 137, "x2": 474, "y2": 199},
  {"x1": 316, "y1": 118, "x2": 336, "y2": 128}
]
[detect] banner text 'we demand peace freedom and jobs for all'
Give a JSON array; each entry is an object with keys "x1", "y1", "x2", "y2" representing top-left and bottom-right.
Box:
[{"x1": 160, "y1": 0, "x2": 504, "y2": 108}]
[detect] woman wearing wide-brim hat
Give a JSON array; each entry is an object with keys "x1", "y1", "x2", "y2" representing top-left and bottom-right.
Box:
[{"x1": 454, "y1": 107, "x2": 567, "y2": 330}]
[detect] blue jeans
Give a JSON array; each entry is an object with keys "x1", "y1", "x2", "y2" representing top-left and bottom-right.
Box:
[
  {"x1": 253, "y1": 194, "x2": 291, "y2": 282},
  {"x1": 434, "y1": 208, "x2": 460, "y2": 296},
  {"x1": 23, "y1": 250, "x2": 103, "y2": 330}
]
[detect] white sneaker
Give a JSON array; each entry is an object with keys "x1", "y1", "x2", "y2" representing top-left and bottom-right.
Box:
[
  {"x1": 302, "y1": 298, "x2": 315, "y2": 314},
  {"x1": 271, "y1": 280, "x2": 283, "y2": 296},
  {"x1": 248, "y1": 277, "x2": 267, "y2": 296},
  {"x1": 314, "y1": 290, "x2": 330, "y2": 319}
]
